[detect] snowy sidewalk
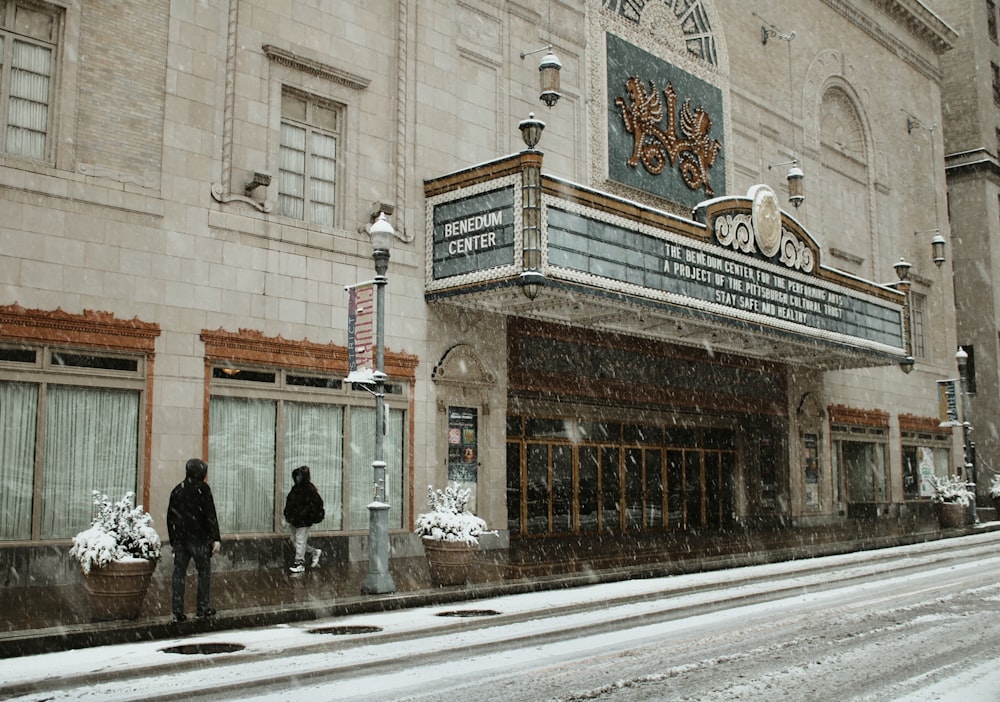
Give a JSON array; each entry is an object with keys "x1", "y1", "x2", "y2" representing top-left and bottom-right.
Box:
[
  {"x1": 3, "y1": 521, "x2": 997, "y2": 659},
  {"x1": 3, "y1": 530, "x2": 1000, "y2": 702}
]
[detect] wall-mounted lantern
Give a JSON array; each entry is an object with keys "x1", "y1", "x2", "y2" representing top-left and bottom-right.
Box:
[
  {"x1": 768, "y1": 159, "x2": 804, "y2": 208},
  {"x1": 521, "y1": 46, "x2": 562, "y2": 109},
  {"x1": 914, "y1": 228, "x2": 946, "y2": 267}
]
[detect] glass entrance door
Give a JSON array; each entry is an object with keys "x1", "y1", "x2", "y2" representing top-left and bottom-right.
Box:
[{"x1": 507, "y1": 418, "x2": 736, "y2": 536}]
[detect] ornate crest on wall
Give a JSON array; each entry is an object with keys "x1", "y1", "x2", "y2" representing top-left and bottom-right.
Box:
[{"x1": 614, "y1": 77, "x2": 722, "y2": 194}]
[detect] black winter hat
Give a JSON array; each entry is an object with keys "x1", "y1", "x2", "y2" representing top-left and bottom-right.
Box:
[{"x1": 185, "y1": 458, "x2": 208, "y2": 482}]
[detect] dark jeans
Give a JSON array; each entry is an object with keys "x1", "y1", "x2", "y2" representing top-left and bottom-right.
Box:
[{"x1": 172, "y1": 540, "x2": 211, "y2": 615}]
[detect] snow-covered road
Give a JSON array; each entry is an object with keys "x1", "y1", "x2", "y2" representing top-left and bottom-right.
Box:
[{"x1": 3, "y1": 531, "x2": 1000, "y2": 701}]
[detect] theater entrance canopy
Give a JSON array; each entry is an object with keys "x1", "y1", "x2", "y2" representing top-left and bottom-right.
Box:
[{"x1": 424, "y1": 153, "x2": 907, "y2": 371}]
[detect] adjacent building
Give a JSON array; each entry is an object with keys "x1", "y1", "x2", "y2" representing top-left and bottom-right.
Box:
[
  {"x1": 0, "y1": 0, "x2": 963, "y2": 596},
  {"x1": 937, "y1": 0, "x2": 1000, "y2": 503}
]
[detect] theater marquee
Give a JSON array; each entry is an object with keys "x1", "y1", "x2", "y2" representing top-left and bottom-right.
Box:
[{"x1": 424, "y1": 154, "x2": 907, "y2": 369}]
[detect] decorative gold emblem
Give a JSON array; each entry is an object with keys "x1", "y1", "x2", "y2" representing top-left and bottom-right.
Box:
[
  {"x1": 614, "y1": 77, "x2": 722, "y2": 194},
  {"x1": 749, "y1": 185, "x2": 781, "y2": 258}
]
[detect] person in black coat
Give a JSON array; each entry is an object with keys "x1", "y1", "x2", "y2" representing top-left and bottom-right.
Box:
[
  {"x1": 167, "y1": 458, "x2": 221, "y2": 621},
  {"x1": 283, "y1": 465, "x2": 325, "y2": 573}
]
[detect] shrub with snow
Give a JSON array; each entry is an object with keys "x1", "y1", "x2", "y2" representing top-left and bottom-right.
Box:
[
  {"x1": 929, "y1": 475, "x2": 975, "y2": 506},
  {"x1": 415, "y1": 483, "x2": 496, "y2": 545},
  {"x1": 990, "y1": 475, "x2": 1000, "y2": 500},
  {"x1": 69, "y1": 491, "x2": 162, "y2": 574}
]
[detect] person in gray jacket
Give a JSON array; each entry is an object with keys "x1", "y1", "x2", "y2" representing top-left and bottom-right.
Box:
[{"x1": 283, "y1": 465, "x2": 325, "y2": 573}]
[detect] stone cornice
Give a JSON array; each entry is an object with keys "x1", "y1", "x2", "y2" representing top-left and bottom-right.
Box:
[
  {"x1": 945, "y1": 148, "x2": 1000, "y2": 183},
  {"x1": 0, "y1": 304, "x2": 159, "y2": 352},
  {"x1": 263, "y1": 45, "x2": 370, "y2": 90},
  {"x1": 821, "y1": 0, "x2": 957, "y2": 82},
  {"x1": 200, "y1": 328, "x2": 418, "y2": 378},
  {"x1": 899, "y1": 413, "x2": 950, "y2": 433},
  {"x1": 828, "y1": 404, "x2": 890, "y2": 427}
]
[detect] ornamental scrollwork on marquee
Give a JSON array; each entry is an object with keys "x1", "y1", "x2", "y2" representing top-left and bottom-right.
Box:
[
  {"x1": 714, "y1": 213, "x2": 815, "y2": 273},
  {"x1": 614, "y1": 77, "x2": 722, "y2": 195}
]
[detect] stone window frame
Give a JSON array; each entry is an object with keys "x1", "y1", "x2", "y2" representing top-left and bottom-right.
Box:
[
  {"x1": 899, "y1": 415, "x2": 952, "y2": 502},
  {"x1": 992, "y1": 62, "x2": 1000, "y2": 107},
  {"x1": 0, "y1": 0, "x2": 70, "y2": 167},
  {"x1": 828, "y1": 406, "x2": 890, "y2": 506},
  {"x1": 0, "y1": 305, "x2": 158, "y2": 543},
  {"x1": 989, "y1": 0, "x2": 999, "y2": 44},
  {"x1": 263, "y1": 45, "x2": 369, "y2": 235},
  {"x1": 910, "y1": 291, "x2": 926, "y2": 359},
  {"x1": 277, "y1": 87, "x2": 342, "y2": 226},
  {"x1": 200, "y1": 328, "x2": 418, "y2": 537}
]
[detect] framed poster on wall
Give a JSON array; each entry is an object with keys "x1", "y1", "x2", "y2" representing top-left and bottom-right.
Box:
[
  {"x1": 448, "y1": 406, "x2": 478, "y2": 482},
  {"x1": 803, "y1": 433, "x2": 820, "y2": 508}
]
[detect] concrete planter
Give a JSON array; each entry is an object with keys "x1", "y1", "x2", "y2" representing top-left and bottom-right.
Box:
[
  {"x1": 81, "y1": 558, "x2": 157, "y2": 621},
  {"x1": 421, "y1": 537, "x2": 476, "y2": 586},
  {"x1": 934, "y1": 502, "x2": 972, "y2": 529}
]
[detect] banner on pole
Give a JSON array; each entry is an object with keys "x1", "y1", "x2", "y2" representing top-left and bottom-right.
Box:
[
  {"x1": 345, "y1": 281, "x2": 376, "y2": 384},
  {"x1": 937, "y1": 379, "x2": 959, "y2": 426}
]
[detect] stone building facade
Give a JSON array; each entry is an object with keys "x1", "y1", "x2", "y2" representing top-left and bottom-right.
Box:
[
  {"x1": 0, "y1": 0, "x2": 962, "y2": 590},
  {"x1": 937, "y1": 0, "x2": 1000, "y2": 501}
]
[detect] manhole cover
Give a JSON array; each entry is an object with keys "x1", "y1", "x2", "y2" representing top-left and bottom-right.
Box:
[
  {"x1": 308, "y1": 625, "x2": 383, "y2": 635},
  {"x1": 160, "y1": 642, "x2": 245, "y2": 655},
  {"x1": 436, "y1": 609, "x2": 502, "y2": 618}
]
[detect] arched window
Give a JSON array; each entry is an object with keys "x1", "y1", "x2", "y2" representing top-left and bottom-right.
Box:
[{"x1": 818, "y1": 88, "x2": 872, "y2": 277}]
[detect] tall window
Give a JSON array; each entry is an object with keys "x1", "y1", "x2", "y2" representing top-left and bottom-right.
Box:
[
  {"x1": 993, "y1": 63, "x2": 1000, "y2": 107},
  {"x1": 0, "y1": 0, "x2": 59, "y2": 160},
  {"x1": 910, "y1": 292, "x2": 926, "y2": 359},
  {"x1": 831, "y1": 424, "x2": 888, "y2": 505},
  {"x1": 207, "y1": 366, "x2": 406, "y2": 534},
  {"x1": 960, "y1": 344, "x2": 976, "y2": 394},
  {"x1": 990, "y1": 0, "x2": 999, "y2": 44},
  {"x1": 0, "y1": 345, "x2": 146, "y2": 540},
  {"x1": 901, "y1": 431, "x2": 950, "y2": 501},
  {"x1": 278, "y1": 89, "x2": 339, "y2": 226}
]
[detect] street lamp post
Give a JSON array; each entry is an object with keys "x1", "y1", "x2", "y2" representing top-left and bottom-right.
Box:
[
  {"x1": 956, "y1": 346, "x2": 978, "y2": 524},
  {"x1": 362, "y1": 212, "x2": 397, "y2": 594}
]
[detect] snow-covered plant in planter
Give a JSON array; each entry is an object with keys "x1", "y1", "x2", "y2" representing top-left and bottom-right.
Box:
[
  {"x1": 929, "y1": 475, "x2": 976, "y2": 530},
  {"x1": 415, "y1": 483, "x2": 495, "y2": 545},
  {"x1": 989, "y1": 474, "x2": 1000, "y2": 501},
  {"x1": 989, "y1": 475, "x2": 1000, "y2": 517},
  {"x1": 70, "y1": 491, "x2": 162, "y2": 574},
  {"x1": 928, "y1": 475, "x2": 975, "y2": 506},
  {"x1": 416, "y1": 483, "x2": 495, "y2": 586}
]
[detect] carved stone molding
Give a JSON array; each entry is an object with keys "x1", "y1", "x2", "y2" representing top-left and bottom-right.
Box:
[
  {"x1": 431, "y1": 344, "x2": 496, "y2": 388},
  {"x1": 899, "y1": 413, "x2": 949, "y2": 434},
  {"x1": 263, "y1": 45, "x2": 371, "y2": 90},
  {"x1": 828, "y1": 404, "x2": 889, "y2": 427},
  {"x1": 0, "y1": 304, "x2": 159, "y2": 351},
  {"x1": 210, "y1": 183, "x2": 273, "y2": 213},
  {"x1": 201, "y1": 327, "x2": 418, "y2": 378}
]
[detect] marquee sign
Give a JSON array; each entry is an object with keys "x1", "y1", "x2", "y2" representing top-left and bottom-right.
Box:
[
  {"x1": 547, "y1": 204, "x2": 902, "y2": 350},
  {"x1": 423, "y1": 154, "x2": 906, "y2": 366},
  {"x1": 431, "y1": 186, "x2": 515, "y2": 280}
]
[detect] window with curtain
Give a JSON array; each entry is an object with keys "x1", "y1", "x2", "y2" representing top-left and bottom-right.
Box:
[
  {"x1": 901, "y1": 431, "x2": 950, "y2": 501},
  {"x1": 278, "y1": 88, "x2": 339, "y2": 226},
  {"x1": 831, "y1": 425, "x2": 888, "y2": 504},
  {"x1": 0, "y1": 381, "x2": 37, "y2": 540},
  {"x1": 0, "y1": 1, "x2": 60, "y2": 161},
  {"x1": 208, "y1": 367, "x2": 407, "y2": 535},
  {"x1": 348, "y1": 406, "x2": 405, "y2": 530},
  {"x1": 0, "y1": 345, "x2": 145, "y2": 541}
]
